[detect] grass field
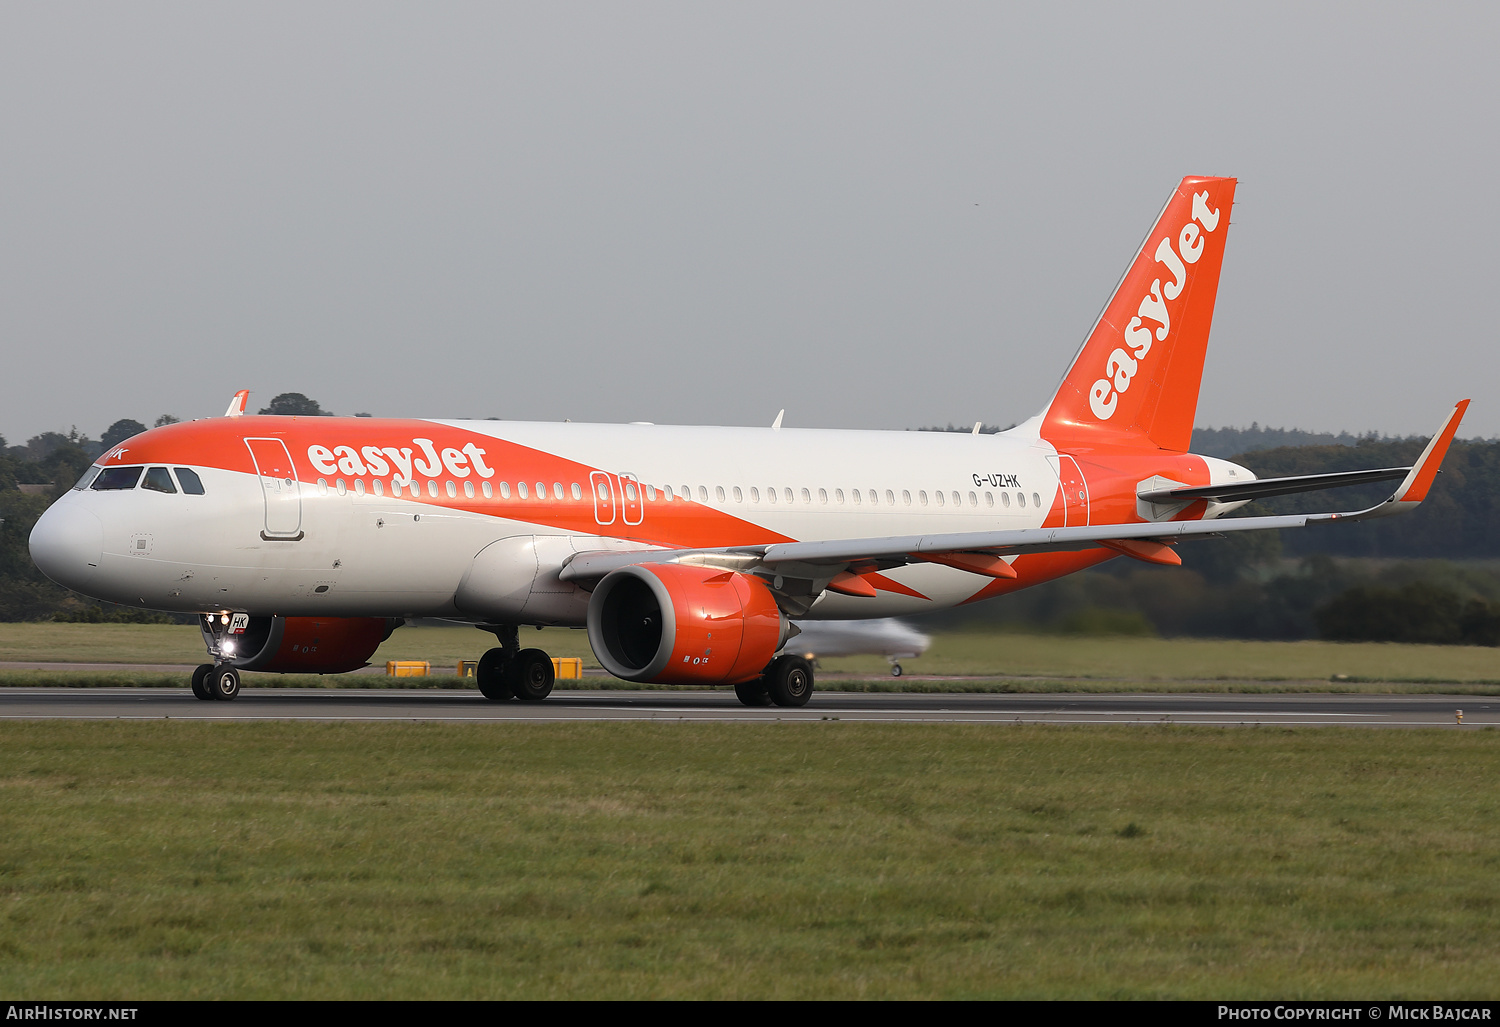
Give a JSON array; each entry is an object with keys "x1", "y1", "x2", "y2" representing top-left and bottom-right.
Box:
[
  {"x1": 3, "y1": 622, "x2": 1500, "y2": 691},
  {"x1": 1, "y1": 721, "x2": 1496, "y2": 999}
]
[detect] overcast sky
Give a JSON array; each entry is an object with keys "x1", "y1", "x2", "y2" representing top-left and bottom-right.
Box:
[{"x1": 2, "y1": 2, "x2": 1496, "y2": 444}]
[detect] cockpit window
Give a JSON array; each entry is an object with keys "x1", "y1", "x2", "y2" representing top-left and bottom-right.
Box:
[
  {"x1": 174, "y1": 468, "x2": 205, "y2": 495},
  {"x1": 92, "y1": 466, "x2": 144, "y2": 491},
  {"x1": 72, "y1": 466, "x2": 103, "y2": 491},
  {"x1": 142, "y1": 467, "x2": 177, "y2": 494}
]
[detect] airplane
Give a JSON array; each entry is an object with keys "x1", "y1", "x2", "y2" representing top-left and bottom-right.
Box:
[
  {"x1": 28, "y1": 176, "x2": 1468, "y2": 707},
  {"x1": 783, "y1": 618, "x2": 931, "y2": 677}
]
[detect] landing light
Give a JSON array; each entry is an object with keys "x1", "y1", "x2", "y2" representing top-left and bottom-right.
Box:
[
  {"x1": 222, "y1": 641, "x2": 236, "y2": 656},
  {"x1": 220, "y1": 614, "x2": 229, "y2": 625}
]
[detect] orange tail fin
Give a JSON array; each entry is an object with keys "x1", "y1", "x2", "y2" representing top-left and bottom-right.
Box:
[{"x1": 1041, "y1": 176, "x2": 1237, "y2": 452}]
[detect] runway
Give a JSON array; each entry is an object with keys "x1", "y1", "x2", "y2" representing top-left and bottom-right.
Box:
[{"x1": 0, "y1": 687, "x2": 1491, "y2": 726}]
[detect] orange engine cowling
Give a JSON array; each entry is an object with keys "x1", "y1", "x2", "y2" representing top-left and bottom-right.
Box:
[
  {"x1": 203, "y1": 615, "x2": 398, "y2": 674},
  {"x1": 586, "y1": 563, "x2": 789, "y2": 685}
]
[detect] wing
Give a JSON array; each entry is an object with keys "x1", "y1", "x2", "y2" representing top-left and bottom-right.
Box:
[{"x1": 560, "y1": 401, "x2": 1469, "y2": 598}]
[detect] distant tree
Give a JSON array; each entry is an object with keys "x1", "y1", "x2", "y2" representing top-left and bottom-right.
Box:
[
  {"x1": 100, "y1": 419, "x2": 148, "y2": 450},
  {"x1": 154, "y1": 414, "x2": 180, "y2": 427},
  {"x1": 21, "y1": 432, "x2": 73, "y2": 461},
  {"x1": 39, "y1": 443, "x2": 94, "y2": 498},
  {"x1": 1314, "y1": 582, "x2": 1466, "y2": 644},
  {"x1": 258, "y1": 393, "x2": 330, "y2": 416}
]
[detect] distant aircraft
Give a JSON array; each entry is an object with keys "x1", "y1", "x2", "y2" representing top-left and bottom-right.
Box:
[
  {"x1": 784, "y1": 619, "x2": 931, "y2": 677},
  {"x1": 29, "y1": 176, "x2": 1467, "y2": 707}
]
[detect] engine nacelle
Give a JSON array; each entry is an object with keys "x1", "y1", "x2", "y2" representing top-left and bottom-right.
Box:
[
  {"x1": 201, "y1": 615, "x2": 398, "y2": 674},
  {"x1": 586, "y1": 563, "x2": 789, "y2": 685}
]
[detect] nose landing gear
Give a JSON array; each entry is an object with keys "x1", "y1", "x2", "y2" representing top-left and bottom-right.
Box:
[{"x1": 190, "y1": 663, "x2": 241, "y2": 701}]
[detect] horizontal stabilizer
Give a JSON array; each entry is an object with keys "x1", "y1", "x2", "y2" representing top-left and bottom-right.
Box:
[{"x1": 1138, "y1": 466, "x2": 1411, "y2": 505}]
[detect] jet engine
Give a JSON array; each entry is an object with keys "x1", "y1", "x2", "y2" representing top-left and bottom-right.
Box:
[
  {"x1": 201, "y1": 615, "x2": 399, "y2": 674},
  {"x1": 586, "y1": 563, "x2": 789, "y2": 685}
]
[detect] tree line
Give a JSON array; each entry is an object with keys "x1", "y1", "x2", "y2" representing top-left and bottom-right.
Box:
[{"x1": 4, "y1": 411, "x2": 1500, "y2": 641}]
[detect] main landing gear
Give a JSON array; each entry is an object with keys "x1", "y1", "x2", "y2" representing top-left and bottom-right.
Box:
[
  {"x1": 191, "y1": 663, "x2": 240, "y2": 701},
  {"x1": 735, "y1": 655, "x2": 814, "y2": 708},
  {"x1": 475, "y1": 625, "x2": 554, "y2": 702}
]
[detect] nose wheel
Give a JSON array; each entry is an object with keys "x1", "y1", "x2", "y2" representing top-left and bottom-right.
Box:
[{"x1": 192, "y1": 663, "x2": 240, "y2": 701}]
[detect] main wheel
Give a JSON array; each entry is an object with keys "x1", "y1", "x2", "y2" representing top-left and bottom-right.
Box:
[
  {"x1": 476, "y1": 647, "x2": 514, "y2": 701},
  {"x1": 764, "y1": 655, "x2": 814, "y2": 708},
  {"x1": 509, "y1": 648, "x2": 555, "y2": 701},
  {"x1": 733, "y1": 678, "x2": 774, "y2": 707},
  {"x1": 209, "y1": 665, "x2": 241, "y2": 701},
  {"x1": 890, "y1": 662, "x2": 903, "y2": 678},
  {"x1": 190, "y1": 663, "x2": 214, "y2": 700}
]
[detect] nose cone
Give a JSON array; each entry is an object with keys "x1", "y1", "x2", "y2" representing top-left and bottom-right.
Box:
[{"x1": 29, "y1": 500, "x2": 104, "y2": 592}]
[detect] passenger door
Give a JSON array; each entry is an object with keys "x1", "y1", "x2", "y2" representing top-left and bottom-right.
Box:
[{"x1": 244, "y1": 438, "x2": 303, "y2": 539}]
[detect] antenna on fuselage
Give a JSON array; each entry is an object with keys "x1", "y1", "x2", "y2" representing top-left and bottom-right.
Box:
[
  {"x1": 224, "y1": 390, "x2": 249, "y2": 418},
  {"x1": 972, "y1": 421, "x2": 983, "y2": 435},
  {"x1": 772, "y1": 409, "x2": 784, "y2": 431}
]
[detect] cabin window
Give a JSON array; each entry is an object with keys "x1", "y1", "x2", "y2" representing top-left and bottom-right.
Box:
[
  {"x1": 851, "y1": 489, "x2": 861, "y2": 505},
  {"x1": 885, "y1": 490, "x2": 895, "y2": 505},
  {"x1": 426, "y1": 481, "x2": 437, "y2": 498},
  {"x1": 767, "y1": 487, "x2": 777, "y2": 504},
  {"x1": 749, "y1": 487, "x2": 759, "y2": 503},
  {"x1": 465, "y1": 481, "x2": 475, "y2": 498},
  {"x1": 699, "y1": 486, "x2": 709, "y2": 503},
  {"x1": 1033, "y1": 493, "x2": 1042, "y2": 509},
  {"x1": 934, "y1": 490, "x2": 944, "y2": 507},
  {"x1": 681, "y1": 485, "x2": 690, "y2": 499},
  {"x1": 1001, "y1": 492, "x2": 1010, "y2": 508},
  {"x1": 664, "y1": 485, "x2": 674, "y2": 501},
  {"x1": 175, "y1": 468, "x2": 205, "y2": 495},
  {"x1": 446, "y1": 481, "x2": 457, "y2": 498},
  {"x1": 1017, "y1": 492, "x2": 1026, "y2": 508},
  {"x1": 336, "y1": 479, "x2": 347, "y2": 496},
  {"x1": 73, "y1": 466, "x2": 103, "y2": 491},
  {"x1": 716, "y1": 486, "x2": 726, "y2": 503},
  {"x1": 355, "y1": 479, "x2": 367, "y2": 496},
  {"x1": 818, "y1": 488, "x2": 828, "y2": 504},
  {"x1": 518, "y1": 482, "x2": 529, "y2": 499},
  {"x1": 483, "y1": 482, "x2": 493, "y2": 499},
  {"x1": 984, "y1": 492, "x2": 993, "y2": 507},
  {"x1": 968, "y1": 491, "x2": 977, "y2": 506},
  {"x1": 142, "y1": 467, "x2": 176, "y2": 494},
  {"x1": 498, "y1": 482, "x2": 510, "y2": 499},
  {"x1": 801, "y1": 488, "x2": 811, "y2": 504},
  {"x1": 92, "y1": 466, "x2": 143, "y2": 491},
  {"x1": 553, "y1": 483, "x2": 563, "y2": 500},
  {"x1": 535, "y1": 481, "x2": 546, "y2": 499},
  {"x1": 733, "y1": 486, "x2": 743, "y2": 503},
  {"x1": 374, "y1": 479, "x2": 385, "y2": 497},
  {"x1": 835, "y1": 489, "x2": 844, "y2": 504},
  {"x1": 784, "y1": 488, "x2": 794, "y2": 504},
  {"x1": 951, "y1": 491, "x2": 961, "y2": 507},
  {"x1": 571, "y1": 482, "x2": 582, "y2": 500},
  {"x1": 408, "y1": 481, "x2": 420, "y2": 498},
  {"x1": 625, "y1": 482, "x2": 638, "y2": 502},
  {"x1": 919, "y1": 490, "x2": 928, "y2": 505},
  {"x1": 868, "y1": 490, "x2": 878, "y2": 505},
  {"x1": 902, "y1": 490, "x2": 911, "y2": 506},
  {"x1": 646, "y1": 484, "x2": 657, "y2": 501}
]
